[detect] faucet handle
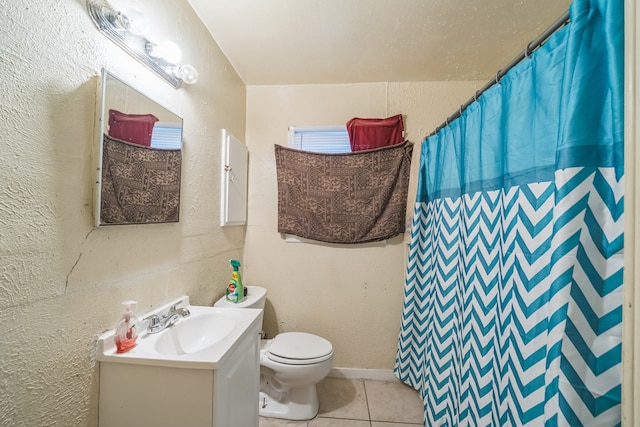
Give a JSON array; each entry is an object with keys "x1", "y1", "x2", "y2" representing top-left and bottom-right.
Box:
[{"x1": 144, "y1": 314, "x2": 161, "y2": 332}]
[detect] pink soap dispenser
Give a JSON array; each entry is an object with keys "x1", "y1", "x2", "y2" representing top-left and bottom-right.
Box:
[{"x1": 115, "y1": 300, "x2": 139, "y2": 353}]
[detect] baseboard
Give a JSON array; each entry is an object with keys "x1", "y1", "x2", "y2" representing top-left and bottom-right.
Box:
[{"x1": 328, "y1": 367, "x2": 399, "y2": 382}]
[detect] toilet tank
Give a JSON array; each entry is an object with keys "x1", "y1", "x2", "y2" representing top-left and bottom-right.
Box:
[{"x1": 214, "y1": 285, "x2": 267, "y2": 310}]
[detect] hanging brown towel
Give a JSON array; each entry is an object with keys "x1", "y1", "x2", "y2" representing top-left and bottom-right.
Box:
[
  {"x1": 346, "y1": 114, "x2": 404, "y2": 151},
  {"x1": 101, "y1": 134, "x2": 181, "y2": 224},
  {"x1": 275, "y1": 141, "x2": 413, "y2": 243}
]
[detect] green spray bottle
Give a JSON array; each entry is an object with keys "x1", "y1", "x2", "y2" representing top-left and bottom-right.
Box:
[{"x1": 225, "y1": 259, "x2": 245, "y2": 303}]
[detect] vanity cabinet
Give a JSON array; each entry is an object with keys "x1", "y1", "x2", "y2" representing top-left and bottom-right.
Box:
[
  {"x1": 211, "y1": 323, "x2": 260, "y2": 425},
  {"x1": 98, "y1": 319, "x2": 261, "y2": 427}
]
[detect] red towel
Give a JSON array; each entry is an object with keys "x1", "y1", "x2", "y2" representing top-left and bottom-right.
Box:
[
  {"x1": 108, "y1": 109, "x2": 159, "y2": 147},
  {"x1": 346, "y1": 114, "x2": 404, "y2": 152}
]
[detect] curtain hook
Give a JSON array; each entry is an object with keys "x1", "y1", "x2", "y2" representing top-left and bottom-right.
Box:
[
  {"x1": 525, "y1": 42, "x2": 534, "y2": 59},
  {"x1": 495, "y1": 70, "x2": 502, "y2": 85},
  {"x1": 474, "y1": 90, "x2": 480, "y2": 102}
]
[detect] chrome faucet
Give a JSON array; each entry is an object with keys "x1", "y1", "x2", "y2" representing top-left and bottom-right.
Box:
[{"x1": 144, "y1": 304, "x2": 191, "y2": 334}]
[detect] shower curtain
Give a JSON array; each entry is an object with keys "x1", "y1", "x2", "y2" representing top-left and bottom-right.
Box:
[{"x1": 394, "y1": 0, "x2": 624, "y2": 425}]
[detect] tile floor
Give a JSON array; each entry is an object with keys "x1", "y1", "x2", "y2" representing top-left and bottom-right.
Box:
[{"x1": 259, "y1": 377, "x2": 424, "y2": 427}]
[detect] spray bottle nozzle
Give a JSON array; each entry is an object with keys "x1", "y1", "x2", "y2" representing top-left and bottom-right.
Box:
[{"x1": 230, "y1": 259, "x2": 241, "y2": 271}]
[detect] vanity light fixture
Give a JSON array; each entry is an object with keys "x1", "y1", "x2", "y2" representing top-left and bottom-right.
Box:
[
  {"x1": 146, "y1": 41, "x2": 182, "y2": 64},
  {"x1": 86, "y1": 0, "x2": 198, "y2": 88}
]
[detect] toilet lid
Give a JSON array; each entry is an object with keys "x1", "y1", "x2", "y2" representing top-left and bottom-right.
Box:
[{"x1": 268, "y1": 332, "x2": 333, "y2": 361}]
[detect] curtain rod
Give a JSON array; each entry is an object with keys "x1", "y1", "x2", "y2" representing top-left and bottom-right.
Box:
[{"x1": 426, "y1": 10, "x2": 571, "y2": 139}]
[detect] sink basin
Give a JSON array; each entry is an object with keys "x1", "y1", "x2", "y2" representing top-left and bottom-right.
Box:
[
  {"x1": 96, "y1": 296, "x2": 264, "y2": 369},
  {"x1": 154, "y1": 310, "x2": 237, "y2": 356}
]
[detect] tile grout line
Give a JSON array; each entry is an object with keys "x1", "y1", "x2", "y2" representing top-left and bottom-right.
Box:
[{"x1": 363, "y1": 378, "x2": 373, "y2": 426}]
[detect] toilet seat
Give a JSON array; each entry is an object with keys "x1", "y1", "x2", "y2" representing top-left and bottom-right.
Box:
[{"x1": 267, "y1": 332, "x2": 333, "y2": 365}]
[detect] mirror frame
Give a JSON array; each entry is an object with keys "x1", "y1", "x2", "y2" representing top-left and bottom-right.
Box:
[{"x1": 93, "y1": 69, "x2": 184, "y2": 226}]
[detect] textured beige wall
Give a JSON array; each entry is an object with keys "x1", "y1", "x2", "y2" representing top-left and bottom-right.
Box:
[
  {"x1": 244, "y1": 81, "x2": 482, "y2": 370},
  {"x1": 0, "y1": 0, "x2": 245, "y2": 426}
]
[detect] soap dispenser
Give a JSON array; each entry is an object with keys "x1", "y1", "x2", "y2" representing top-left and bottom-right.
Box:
[{"x1": 115, "y1": 300, "x2": 139, "y2": 353}]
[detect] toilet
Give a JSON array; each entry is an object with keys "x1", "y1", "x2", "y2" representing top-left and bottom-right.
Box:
[{"x1": 214, "y1": 286, "x2": 334, "y2": 421}]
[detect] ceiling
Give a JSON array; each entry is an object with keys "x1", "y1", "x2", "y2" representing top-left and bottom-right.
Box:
[{"x1": 187, "y1": 0, "x2": 572, "y2": 86}]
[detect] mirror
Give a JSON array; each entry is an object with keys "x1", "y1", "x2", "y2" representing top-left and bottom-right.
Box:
[{"x1": 94, "y1": 69, "x2": 183, "y2": 226}]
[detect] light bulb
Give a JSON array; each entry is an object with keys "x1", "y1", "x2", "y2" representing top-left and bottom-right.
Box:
[
  {"x1": 173, "y1": 65, "x2": 198, "y2": 84},
  {"x1": 110, "y1": 11, "x2": 129, "y2": 30},
  {"x1": 148, "y1": 41, "x2": 182, "y2": 64},
  {"x1": 121, "y1": 7, "x2": 147, "y2": 35}
]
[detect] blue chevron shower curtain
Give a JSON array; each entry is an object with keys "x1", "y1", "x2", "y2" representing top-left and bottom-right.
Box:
[{"x1": 394, "y1": 0, "x2": 624, "y2": 425}]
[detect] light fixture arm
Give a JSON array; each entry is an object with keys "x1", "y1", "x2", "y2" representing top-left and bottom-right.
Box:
[{"x1": 86, "y1": 0, "x2": 197, "y2": 88}]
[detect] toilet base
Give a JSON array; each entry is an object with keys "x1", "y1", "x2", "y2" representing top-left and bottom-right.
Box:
[{"x1": 258, "y1": 384, "x2": 319, "y2": 421}]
